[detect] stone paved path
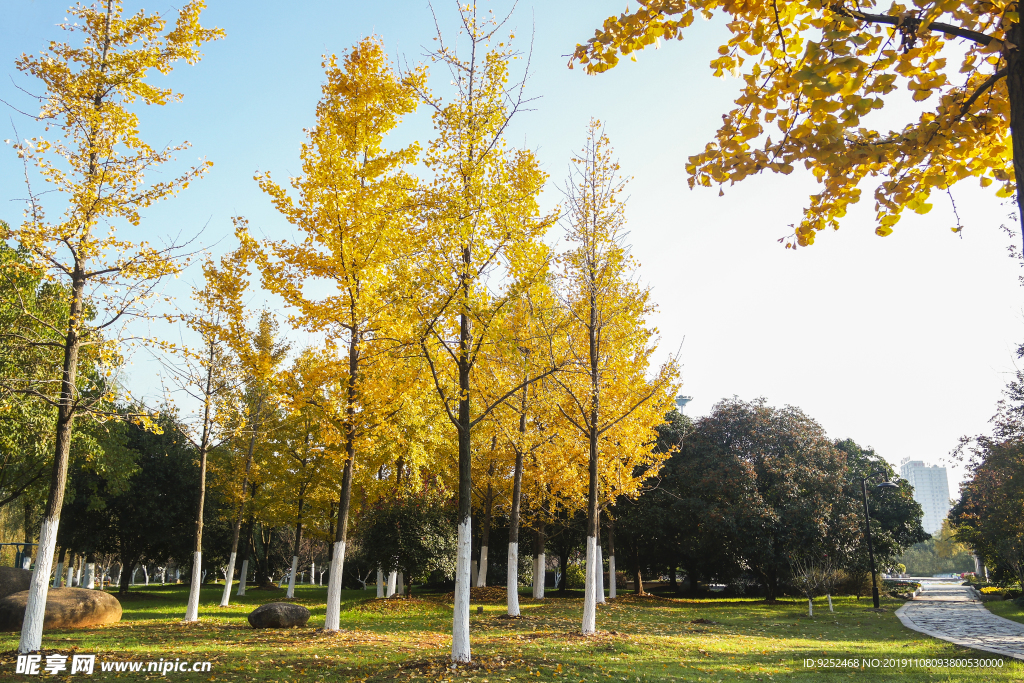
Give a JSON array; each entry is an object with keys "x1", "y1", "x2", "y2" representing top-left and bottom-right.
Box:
[{"x1": 895, "y1": 582, "x2": 1024, "y2": 660}]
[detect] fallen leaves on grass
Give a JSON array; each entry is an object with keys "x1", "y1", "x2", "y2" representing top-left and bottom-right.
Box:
[
  {"x1": 440, "y1": 586, "x2": 509, "y2": 603},
  {"x1": 354, "y1": 598, "x2": 434, "y2": 614}
]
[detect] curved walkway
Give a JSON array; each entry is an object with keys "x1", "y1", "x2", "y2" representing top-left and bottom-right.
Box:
[{"x1": 895, "y1": 582, "x2": 1024, "y2": 660}]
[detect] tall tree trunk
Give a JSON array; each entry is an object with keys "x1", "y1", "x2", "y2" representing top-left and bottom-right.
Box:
[
  {"x1": 54, "y1": 547, "x2": 67, "y2": 588},
  {"x1": 559, "y1": 549, "x2": 568, "y2": 592},
  {"x1": 533, "y1": 524, "x2": 546, "y2": 599},
  {"x1": 632, "y1": 561, "x2": 644, "y2": 596},
  {"x1": 325, "y1": 323, "x2": 359, "y2": 631},
  {"x1": 261, "y1": 525, "x2": 272, "y2": 585},
  {"x1": 607, "y1": 516, "x2": 616, "y2": 599},
  {"x1": 507, "y1": 395, "x2": 527, "y2": 616},
  {"x1": 452, "y1": 246, "x2": 473, "y2": 663},
  {"x1": 581, "y1": 287, "x2": 601, "y2": 635},
  {"x1": 22, "y1": 498, "x2": 35, "y2": 569},
  {"x1": 237, "y1": 514, "x2": 254, "y2": 597},
  {"x1": 477, "y1": 464, "x2": 494, "y2": 587},
  {"x1": 117, "y1": 556, "x2": 138, "y2": 597},
  {"x1": 1007, "y1": 22, "x2": 1024, "y2": 245},
  {"x1": 184, "y1": 342, "x2": 216, "y2": 623},
  {"x1": 286, "y1": 497, "x2": 304, "y2": 599},
  {"x1": 594, "y1": 512, "x2": 605, "y2": 605},
  {"x1": 220, "y1": 395, "x2": 264, "y2": 607},
  {"x1": 19, "y1": 271, "x2": 85, "y2": 653}
]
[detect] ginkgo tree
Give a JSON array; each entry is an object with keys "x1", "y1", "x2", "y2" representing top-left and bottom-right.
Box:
[
  {"x1": 573, "y1": 0, "x2": 1024, "y2": 246},
  {"x1": 554, "y1": 122, "x2": 680, "y2": 635},
  {"x1": 409, "y1": 4, "x2": 560, "y2": 662},
  {"x1": 475, "y1": 283, "x2": 565, "y2": 616},
  {"x1": 243, "y1": 36, "x2": 425, "y2": 632},
  {"x1": 2, "y1": 0, "x2": 222, "y2": 652}
]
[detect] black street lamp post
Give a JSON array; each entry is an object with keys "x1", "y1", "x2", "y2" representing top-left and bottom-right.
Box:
[{"x1": 859, "y1": 474, "x2": 899, "y2": 609}]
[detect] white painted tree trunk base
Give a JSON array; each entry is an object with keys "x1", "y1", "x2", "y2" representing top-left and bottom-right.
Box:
[
  {"x1": 75, "y1": 564, "x2": 82, "y2": 587},
  {"x1": 808, "y1": 597, "x2": 813, "y2": 617},
  {"x1": 220, "y1": 552, "x2": 237, "y2": 607},
  {"x1": 533, "y1": 552, "x2": 545, "y2": 599},
  {"x1": 376, "y1": 568, "x2": 384, "y2": 598},
  {"x1": 20, "y1": 516, "x2": 59, "y2": 652},
  {"x1": 596, "y1": 546, "x2": 605, "y2": 604},
  {"x1": 608, "y1": 555, "x2": 616, "y2": 599},
  {"x1": 53, "y1": 563, "x2": 63, "y2": 589},
  {"x1": 236, "y1": 560, "x2": 248, "y2": 596},
  {"x1": 827, "y1": 594, "x2": 833, "y2": 612},
  {"x1": 184, "y1": 552, "x2": 202, "y2": 622},
  {"x1": 507, "y1": 542, "x2": 520, "y2": 617},
  {"x1": 476, "y1": 546, "x2": 488, "y2": 587},
  {"x1": 452, "y1": 517, "x2": 471, "y2": 663},
  {"x1": 286, "y1": 556, "x2": 299, "y2": 598},
  {"x1": 386, "y1": 571, "x2": 397, "y2": 598},
  {"x1": 310, "y1": 563, "x2": 315, "y2": 585},
  {"x1": 84, "y1": 563, "x2": 95, "y2": 590},
  {"x1": 66, "y1": 562, "x2": 74, "y2": 588},
  {"x1": 323, "y1": 541, "x2": 345, "y2": 631},
  {"x1": 397, "y1": 572, "x2": 404, "y2": 597},
  {"x1": 581, "y1": 536, "x2": 597, "y2": 635}
]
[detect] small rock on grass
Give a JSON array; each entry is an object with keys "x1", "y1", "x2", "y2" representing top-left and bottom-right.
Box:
[{"x1": 248, "y1": 602, "x2": 310, "y2": 629}]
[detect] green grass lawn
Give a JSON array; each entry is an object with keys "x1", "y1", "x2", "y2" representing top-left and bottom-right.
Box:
[
  {"x1": 2, "y1": 584, "x2": 1021, "y2": 681},
  {"x1": 985, "y1": 598, "x2": 1024, "y2": 626}
]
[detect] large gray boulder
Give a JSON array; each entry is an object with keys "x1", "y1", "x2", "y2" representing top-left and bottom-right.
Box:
[
  {"x1": 0, "y1": 568, "x2": 32, "y2": 599},
  {"x1": 247, "y1": 602, "x2": 309, "y2": 629},
  {"x1": 0, "y1": 588, "x2": 122, "y2": 630}
]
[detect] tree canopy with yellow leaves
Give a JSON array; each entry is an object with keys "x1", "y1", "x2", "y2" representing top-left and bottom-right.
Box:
[
  {"x1": 573, "y1": 0, "x2": 1024, "y2": 246},
  {"x1": 243, "y1": 36, "x2": 425, "y2": 632},
  {"x1": 3, "y1": 0, "x2": 222, "y2": 653}
]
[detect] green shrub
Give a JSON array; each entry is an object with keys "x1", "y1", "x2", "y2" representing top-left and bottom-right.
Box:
[{"x1": 565, "y1": 562, "x2": 587, "y2": 589}]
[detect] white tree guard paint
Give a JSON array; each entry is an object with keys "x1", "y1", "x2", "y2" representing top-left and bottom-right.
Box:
[
  {"x1": 184, "y1": 552, "x2": 203, "y2": 622},
  {"x1": 386, "y1": 571, "x2": 397, "y2": 598},
  {"x1": 581, "y1": 536, "x2": 597, "y2": 635},
  {"x1": 75, "y1": 564, "x2": 82, "y2": 587},
  {"x1": 286, "y1": 556, "x2": 299, "y2": 598},
  {"x1": 376, "y1": 568, "x2": 384, "y2": 598},
  {"x1": 236, "y1": 560, "x2": 248, "y2": 596},
  {"x1": 19, "y1": 516, "x2": 58, "y2": 653},
  {"x1": 219, "y1": 551, "x2": 237, "y2": 607},
  {"x1": 66, "y1": 562, "x2": 75, "y2": 588},
  {"x1": 397, "y1": 572, "x2": 404, "y2": 597},
  {"x1": 608, "y1": 555, "x2": 616, "y2": 599},
  {"x1": 476, "y1": 546, "x2": 488, "y2": 587},
  {"x1": 310, "y1": 563, "x2": 315, "y2": 584},
  {"x1": 506, "y1": 542, "x2": 520, "y2": 617},
  {"x1": 22, "y1": 556, "x2": 31, "y2": 570},
  {"x1": 84, "y1": 563, "x2": 95, "y2": 590},
  {"x1": 533, "y1": 553, "x2": 545, "y2": 599},
  {"x1": 827, "y1": 594, "x2": 833, "y2": 612},
  {"x1": 451, "y1": 518, "x2": 472, "y2": 663},
  {"x1": 323, "y1": 540, "x2": 346, "y2": 631},
  {"x1": 596, "y1": 546, "x2": 605, "y2": 604},
  {"x1": 807, "y1": 598, "x2": 813, "y2": 617},
  {"x1": 53, "y1": 563, "x2": 62, "y2": 589}
]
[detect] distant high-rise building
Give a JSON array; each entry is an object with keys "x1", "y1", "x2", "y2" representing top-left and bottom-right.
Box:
[{"x1": 899, "y1": 459, "x2": 951, "y2": 536}]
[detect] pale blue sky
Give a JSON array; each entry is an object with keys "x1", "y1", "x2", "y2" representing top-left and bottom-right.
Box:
[{"x1": 3, "y1": 0, "x2": 1021, "y2": 496}]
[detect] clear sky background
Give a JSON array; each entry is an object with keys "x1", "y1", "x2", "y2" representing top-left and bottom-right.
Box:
[{"x1": 2, "y1": 0, "x2": 1022, "y2": 498}]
